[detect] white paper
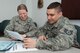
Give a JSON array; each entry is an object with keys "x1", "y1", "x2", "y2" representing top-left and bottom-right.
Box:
[
  {"x1": 5, "y1": 42, "x2": 38, "y2": 53},
  {"x1": 6, "y1": 30, "x2": 23, "y2": 40}
]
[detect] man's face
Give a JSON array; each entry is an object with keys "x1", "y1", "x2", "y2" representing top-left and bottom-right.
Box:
[
  {"x1": 18, "y1": 9, "x2": 28, "y2": 21},
  {"x1": 47, "y1": 9, "x2": 62, "y2": 24}
]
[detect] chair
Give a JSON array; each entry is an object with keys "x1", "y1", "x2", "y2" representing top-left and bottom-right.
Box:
[
  {"x1": 74, "y1": 25, "x2": 80, "y2": 45},
  {"x1": 0, "y1": 20, "x2": 10, "y2": 36}
]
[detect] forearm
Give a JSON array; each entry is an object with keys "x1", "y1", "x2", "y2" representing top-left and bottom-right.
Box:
[
  {"x1": 4, "y1": 18, "x2": 14, "y2": 38},
  {"x1": 4, "y1": 24, "x2": 14, "y2": 38},
  {"x1": 25, "y1": 30, "x2": 37, "y2": 37},
  {"x1": 36, "y1": 34, "x2": 73, "y2": 51},
  {"x1": 4, "y1": 27, "x2": 10, "y2": 38},
  {"x1": 4, "y1": 29, "x2": 12, "y2": 38}
]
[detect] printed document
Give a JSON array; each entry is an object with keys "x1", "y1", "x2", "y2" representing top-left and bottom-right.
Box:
[
  {"x1": 0, "y1": 41, "x2": 15, "y2": 51},
  {"x1": 5, "y1": 42, "x2": 38, "y2": 53},
  {"x1": 6, "y1": 30, "x2": 23, "y2": 40}
]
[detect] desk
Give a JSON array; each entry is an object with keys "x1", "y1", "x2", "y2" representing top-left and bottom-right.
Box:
[
  {"x1": 0, "y1": 50, "x2": 53, "y2": 53},
  {"x1": 1, "y1": 48, "x2": 80, "y2": 53},
  {"x1": 0, "y1": 37, "x2": 53, "y2": 53},
  {"x1": 0, "y1": 37, "x2": 80, "y2": 53}
]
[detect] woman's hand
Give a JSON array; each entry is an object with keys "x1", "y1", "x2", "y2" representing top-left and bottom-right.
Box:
[
  {"x1": 9, "y1": 36, "x2": 16, "y2": 40},
  {"x1": 38, "y1": 35, "x2": 47, "y2": 41},
  {"x1": 21, "y1": 34, "x2": 27, "y2": 38}
]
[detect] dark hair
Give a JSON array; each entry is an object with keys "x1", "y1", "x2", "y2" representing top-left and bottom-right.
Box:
[
  {"x1": 47, "y1": 2, "x2": 62, "y2": 12},
  {"x1": 17, "y1": 4, "x2": 28, "y2": 12}
]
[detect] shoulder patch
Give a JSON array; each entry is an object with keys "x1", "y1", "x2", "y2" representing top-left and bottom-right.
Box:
[{"x1": 64, "y1": 28, "x2": 73, "y2": 35}]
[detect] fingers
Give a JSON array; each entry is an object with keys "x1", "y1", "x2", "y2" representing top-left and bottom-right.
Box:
[
  {"x1": 23, "y1": 38, "x2": 31, "y2": 48},
  {"x1": 21, "y1": 34, "x2": 27, "y2": 38},
  {"x1": 23, "y1": 43, "x2": 31, "y2": 48},
  {"x1": 23, "y1": 38, "x2": 30, "y2": 43},
  {"x1": 38, "y1": 36, "x2": 47, "y2": 40},
  {"x1": 23, "y1": 38, "x2": 36, "y2": 48},
  {"x1": 23, "y1": 38, "x2": 34, "y2": 43}
]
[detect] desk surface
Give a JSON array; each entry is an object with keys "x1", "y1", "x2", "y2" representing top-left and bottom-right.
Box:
[
  {"x1": 0, "y1": 50, "x2": 53, "y2": 53},
  {"x1": 0, "y1": 48, "x2": 80, "y2": 53},
  {"x1": 0, "y1": 37, "x2": 80, "y2": 53},
  {"x1": 0, "y1": 37, "x2": 53, "y2": 53}
]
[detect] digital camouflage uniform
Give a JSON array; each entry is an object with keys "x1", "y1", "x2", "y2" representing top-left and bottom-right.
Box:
[
  {"x1": 36, "y1": 16, "x2": 77, "y2": 51},
  {"x1": 4, "y1": 16, "x2": 37, "y2": 38}
]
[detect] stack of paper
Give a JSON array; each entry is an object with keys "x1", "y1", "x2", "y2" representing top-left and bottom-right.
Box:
[
  {"x1": 6, "y1": 30, "x2": 23, "y2": 40},
  {"x1": 0, "y1": 41, "x2": 16, "y2": 51},
  {"x1": 5, "y1": 42, "x2": 38, "y2": 53}
]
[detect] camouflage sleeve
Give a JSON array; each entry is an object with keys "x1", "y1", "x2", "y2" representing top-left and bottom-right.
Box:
[
  {"x1": 4, "y1": 17, "x2": 15, "y2": 38},
  {"x1": 35, "y1": 25, "x2": 46, "y2": 38},
  {"x1": 36, "y1": 24, "x2": 77, "y2": 51},
  {"x1": 25, "y1": 22, "x2": 38, "y2": 37}
]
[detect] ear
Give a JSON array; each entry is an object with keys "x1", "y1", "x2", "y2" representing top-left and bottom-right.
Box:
[{"x1": 58, "y1": 12, "x2": 62, "y2": 17}]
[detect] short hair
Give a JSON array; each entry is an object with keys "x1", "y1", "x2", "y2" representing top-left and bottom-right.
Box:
[
  {"x1": 17, "y1": 4, "x2": 28, "y2": 12},
  {"x1": 47, "y1": 2, "x2": 62, "y2": 12}
]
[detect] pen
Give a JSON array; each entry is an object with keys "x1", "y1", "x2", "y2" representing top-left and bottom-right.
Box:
[
  {"x1": 13, "y1": 46, "x2": 14, "y2": 51},
  {"x1": 15, "y1": 45, "x2": 17, "y2": 50},
  {"x1": 22, "y1": 45, "x2": 24, "y2": 48}
]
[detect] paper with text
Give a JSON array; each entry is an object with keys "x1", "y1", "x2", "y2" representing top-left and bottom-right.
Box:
[
  {"x1": 5, "y1": 42, "x2": 38, "y2": 53},
  {"x1": 6, "y1": 30, "x2": 23, "y2": 40}
]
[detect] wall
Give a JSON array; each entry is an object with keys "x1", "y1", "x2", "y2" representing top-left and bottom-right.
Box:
[
  {"x1": 26, "y1": 0, "x2": 33, "y2": 18},
  {"x1": 29, "y1": 0, "x2": 80, "y2": 27},
  {"x1": 25, "y1": 0, "x2": 80, "y2": 27},
  {"x1": 30, "y1": 0, "x2": 61, "y2": 27},
  {"x1": 0, "y1": 0, "x2": 22, "y2": 22},
  {"x1": 70, "y1": 20, "x2": 80, "y2": 26},
  {"x1": 0, "y1": 0, "x2": 80, "y2": 27}
]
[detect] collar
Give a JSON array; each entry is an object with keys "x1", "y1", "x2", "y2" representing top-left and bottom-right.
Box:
[
  {"x1": 16, "y1": 16, "x2": 31, "y2": 25},
  {"x1": 53, "y1": 16, "x2": 64, "y2": 27}
]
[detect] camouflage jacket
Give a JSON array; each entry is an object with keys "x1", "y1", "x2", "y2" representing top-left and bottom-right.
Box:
[
  {"x1": 36, "y1": 16, "x2": 77, "y2": 51},
  {"x1": 4, "y1": 15, "x2": 37, "y2": 38}
]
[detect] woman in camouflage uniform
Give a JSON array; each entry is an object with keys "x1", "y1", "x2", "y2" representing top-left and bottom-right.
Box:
[{"x1": 4, "y1": 4, "x2": 37, "y2": 40}]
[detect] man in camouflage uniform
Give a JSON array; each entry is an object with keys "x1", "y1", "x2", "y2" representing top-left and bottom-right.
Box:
[
  {"x1": 4, "y1": 4, "x2": 37, "y2": 40},
  {"x1": 23, "y1": 2, "x2": 77, "y2": 51}
]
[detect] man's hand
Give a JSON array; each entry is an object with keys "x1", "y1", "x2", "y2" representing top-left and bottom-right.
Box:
[{"x1": 23, "y1": 38, "x2": 37, "y2": 48}]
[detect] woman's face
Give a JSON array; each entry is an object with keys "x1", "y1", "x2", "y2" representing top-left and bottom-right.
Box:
[{"x1": 18, "y1": 9, "x2": 28, "y2": 21}]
